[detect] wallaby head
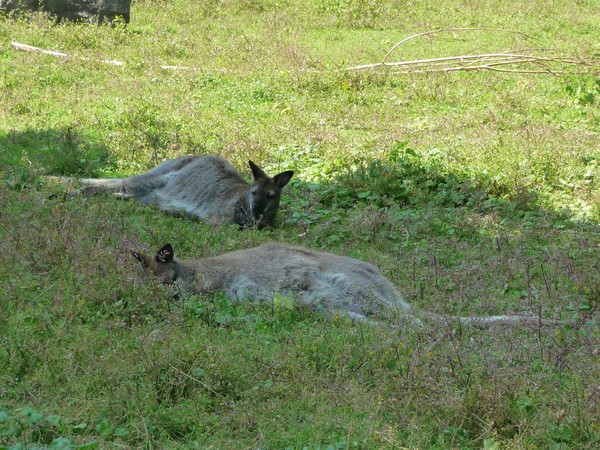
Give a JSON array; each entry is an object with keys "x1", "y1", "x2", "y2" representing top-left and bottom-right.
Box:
[
  {"x1": 246, "y1": 161, "x2": 294, "y2": 228},
  {"x1": 132, "y1": 243, "x2": 178, "y2": 283}
]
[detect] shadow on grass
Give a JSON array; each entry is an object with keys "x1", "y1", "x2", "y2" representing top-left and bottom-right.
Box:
[
  {"x1": 1, "y1": 128, "x2": 596, "y2": 235},
  {"x1": 0, "y1": 126, "x2": 112, "y2": 186},
  {"x1": 279, "y1": 144, "x2": 552, "y2": 233}
]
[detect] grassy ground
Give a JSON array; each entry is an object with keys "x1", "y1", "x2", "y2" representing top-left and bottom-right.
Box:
[{"x1": 1, "y1": 0, "x2": 599, "y2": 448}]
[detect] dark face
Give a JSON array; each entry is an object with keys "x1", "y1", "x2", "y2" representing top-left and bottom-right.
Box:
[
  {"x1": 247, "y1": 161, "x2": 294, "y2": 228},
  {"x1": 249, "y1": 180, "x2": 282, "y2": 222}
]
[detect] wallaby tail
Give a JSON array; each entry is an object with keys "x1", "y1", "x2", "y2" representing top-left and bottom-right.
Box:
[
  {"x1": 46, "y1": 175, "x2": 125, "y2": 188},
  {"x1": 46, "y1": 175, "x2": 128, "y2": 197}
]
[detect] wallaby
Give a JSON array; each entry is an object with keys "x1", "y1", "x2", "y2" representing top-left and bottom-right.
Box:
[
  {"x1": 133, "y1": 243, "x2": 555, "y2": 327},
  {"x1": 52, "y1": 155, "x2": 294, "y2": 228}
]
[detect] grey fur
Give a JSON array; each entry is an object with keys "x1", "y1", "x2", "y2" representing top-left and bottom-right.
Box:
[
  {"x1": 133, "y1": 243, "x2": 554, "y2": 327},
  {"x1": 58, "y1": 155, "x2": 294, "y2": 228}
]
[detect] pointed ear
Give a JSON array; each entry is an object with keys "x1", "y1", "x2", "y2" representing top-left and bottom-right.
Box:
[
  {"x1": 273, "y1": 170, "x2": 294, "y2": 188},
  {"x1": 248, "y1": 160, "x2": 268, "y2": 181},
  {"x1": 155, "y1": 244, "x2": 174, "y2": 263}
]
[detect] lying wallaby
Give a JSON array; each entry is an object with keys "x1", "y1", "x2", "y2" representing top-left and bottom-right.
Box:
[
  {"x1": 53, "y1": 155, "x2": 294, "y2": 228},
  {"x1": 133, "y1": 243, "x2": 554, "y2": 327}
]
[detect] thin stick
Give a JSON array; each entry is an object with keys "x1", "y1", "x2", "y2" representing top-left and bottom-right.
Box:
[
  {"x1": 12, "y1": 41, "x2": 125, "y2": 66},
  {"x1": 12, "y1": 41, "x2": 204, "y2": 70},
  {"x1": 12, "y1": 41, "x2": 69, "y2": 58},
  {"x1": 349, "y1": 53, "x2": 591, "y2": 71},
  {"x1": 350, "y1": 28, "x2": 598, "y2": 76},
  {"x1": 159, "y1": 65, "x2": 199, "y2": 71},
  {"x1": 380, "y1": 27, "x2": 534, "y2": 65},
  {"x1": 384, "y1": 65, "x2": 591, "y2": 76}
]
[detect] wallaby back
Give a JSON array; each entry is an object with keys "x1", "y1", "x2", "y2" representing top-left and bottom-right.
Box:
[
  {"x1": 61, "y1": 155, "x2": 294, "y2": 228},
  {"x1": 133, "y1": 243, "x2": 558, "y2": 327}
]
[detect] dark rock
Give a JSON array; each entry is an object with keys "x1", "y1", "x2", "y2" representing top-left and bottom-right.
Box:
[{"x1": 1, "y1": 0, "x2": 130, "y2": 24}]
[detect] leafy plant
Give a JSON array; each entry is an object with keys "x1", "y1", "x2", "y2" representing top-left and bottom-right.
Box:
[{"x1": 0, "y1": 408, "x2": 98, "y2": 449}]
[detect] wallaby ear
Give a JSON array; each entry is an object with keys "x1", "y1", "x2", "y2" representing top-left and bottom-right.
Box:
[
  {"x1": 155, "y1": 244, "x2": 174, "y2": 263},
  {"x1": 273, "y1": 170, "x2": 294, "y2": 188},
  {"x1": 248, "y1": 160, "x2": 268, "y2": 181}
]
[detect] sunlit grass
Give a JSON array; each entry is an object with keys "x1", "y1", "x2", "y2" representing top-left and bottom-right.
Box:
[{"x1": 0, "y1": 0, "x2": 599, "y2": 447}]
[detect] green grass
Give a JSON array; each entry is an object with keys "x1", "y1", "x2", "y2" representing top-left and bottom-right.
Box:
[{"x1": 1, "y1": 0, "x2": 599, "y2": 448}]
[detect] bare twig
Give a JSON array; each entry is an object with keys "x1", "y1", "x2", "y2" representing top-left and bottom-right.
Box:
[
  {"x1": 12, "y1": 41, "x2": 125, "y2": 66},
  {"x1": 160, "y1": 65, "x2": 200, "y2": 71},
  {"x1": 408, "y1": 53, "x2": 575, "y2": 67},
  {"x1": 349, "y1": 53, "x2": 595, "y2": 71},
  {"x1": 347, "y1": 28, "x2": 599, "y2": 76},
  {"x1": 12, "y1": 41, "x2": 69, "y2": 58},
  {"x1": 380, "y1": 27, "x2": 535, "y2": 65},
  {"x1": 12, "y1": 41, "x2": 206, "y2": 70}
]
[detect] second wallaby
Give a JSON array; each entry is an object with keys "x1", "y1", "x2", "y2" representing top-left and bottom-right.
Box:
[
  {"x1": 133, "y1": 243, "x2": 554, "y2": 327},
  {"x1": 56, "y1": 155, "x2": 294, "y2": 228}
]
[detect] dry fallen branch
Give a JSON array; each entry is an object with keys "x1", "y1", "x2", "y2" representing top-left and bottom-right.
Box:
[
  {"x1": 348, "y1": 54, "x2": 597, "y2": 75},
  {"x1": 347, "y1": 28, "x2": 599, "y2": 76},
  {"x1": 12, "y1": 41, "x2": 125, "y2": 66},
  {"x1": 349, "y1": 53, "x2": 587, "y2": 71},
  {"x1": 379, "y1": 27, "x2": 535, "y2": 65},
  {"x1": 11, "y1": 41, "x2": 200, "y2": 70},
  {"x1": 12, "y1": 32, "x2": 599, "y2": 77},
  {"x1": 12, "y1": 41, "x2": 70, "y2": 58}
]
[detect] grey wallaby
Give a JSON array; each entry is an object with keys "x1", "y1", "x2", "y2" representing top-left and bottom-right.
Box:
[
  {"x1": 54, "y1": 155, "x2": 294, "y2": 228},
  {"x1": 133, "y1": 243, "x2": 554, "y2": 327}
]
